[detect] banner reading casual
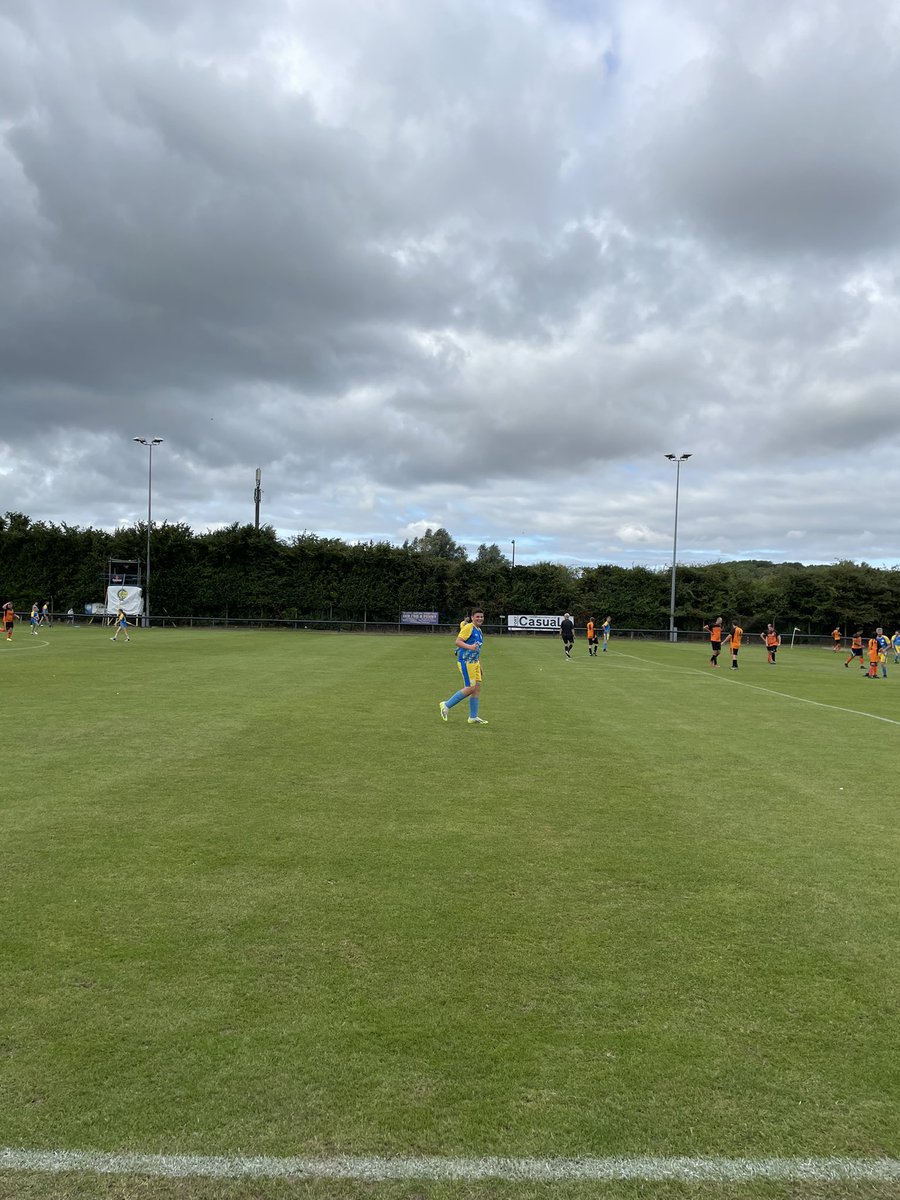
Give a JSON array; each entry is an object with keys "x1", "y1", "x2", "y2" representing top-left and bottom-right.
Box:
[{"x1": 507, "y1": 614, "x2": 564, "y2": 631}]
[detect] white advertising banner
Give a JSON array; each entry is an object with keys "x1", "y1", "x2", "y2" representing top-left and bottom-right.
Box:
[
  {"x1": 105, "y1": 585, "x2": 144, "y2": 616},
  {"x1": 507, "y1": 614, "x2": 564, "y2": 631}
]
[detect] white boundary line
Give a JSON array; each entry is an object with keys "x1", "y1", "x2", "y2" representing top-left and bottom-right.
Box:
[
  {"x1": 2, "y1": 1149, "x2": 900, "y2": 1183},
  {"x1": 0, "y1": 638, "x2": 50, "y2": 650},
  {"x1": 616, "y1": 652, "x2": 900, "y2": 727}
]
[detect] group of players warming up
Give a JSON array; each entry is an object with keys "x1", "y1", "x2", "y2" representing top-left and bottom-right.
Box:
[
  {"x1": 702, "y1": 618, "x2": 779, "y2": 669},
  {"x1": 2, "y1": 603, "x2": 133, "y2": 643},
  {"x1": 703, "y1": 619, "x2": 899, "y2": 677},
  {"x1": 3, "y1": 601, "x2": 53, "y2": 639},
  {"x1": 562, "y1": 615, "x2": 611, "y2": 658},
  {"x1": 841, "y1": 627, "x2": 896, "y2": 678}
]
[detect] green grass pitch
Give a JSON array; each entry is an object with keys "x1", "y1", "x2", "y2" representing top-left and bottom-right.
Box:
[{"x1": 1, "y1": 627, "x2": 899, "y2": 1200}]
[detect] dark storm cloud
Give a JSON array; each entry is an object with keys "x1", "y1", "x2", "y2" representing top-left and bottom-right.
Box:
[
  {"x1": 0, "y1": 0, "x2": 610, "y2": 427},
  {"x1": 0, "y1": 0, "x2": 621, "y2": 480},
  {"x1": 3, "y1": 74, "x2": 424, "y2": 390},
  {"x1": 632, "y1": 2, "x2": 900, "y2": 256},
  {"x1": 3, "y1": 0, "x2": 900, "y2": 569}
]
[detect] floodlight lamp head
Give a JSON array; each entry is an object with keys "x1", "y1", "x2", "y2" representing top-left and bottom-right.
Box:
[
  {"x1": 133, "y1": 437, "x2": 147, "y2": 445},
  {"x1": 150, "y1": 438, "x2": 164, "y2": 445},
  {"x1": 664, "y1": 453, "x2": 676, "y2": 460}
]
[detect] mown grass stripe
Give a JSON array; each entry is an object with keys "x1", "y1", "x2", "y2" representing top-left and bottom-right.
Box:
[
  {"x1": 722, "y1": 679, "x2": 900, "y2": 725},
  {"x1": 3, "y1": 1150, "x2": 900, "y2": 1183},
  {"x1": 617, "y1": 651, "x2": 900, "y2": 725}
]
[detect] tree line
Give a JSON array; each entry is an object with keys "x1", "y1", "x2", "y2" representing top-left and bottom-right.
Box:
[{"x1": 1, "y1": 513, "x2": 898, "y2": 633}]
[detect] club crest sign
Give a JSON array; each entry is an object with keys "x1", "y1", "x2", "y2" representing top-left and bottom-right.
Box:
[{"x1": 105, "y1": 585, "x2": 144, "y2": 616}]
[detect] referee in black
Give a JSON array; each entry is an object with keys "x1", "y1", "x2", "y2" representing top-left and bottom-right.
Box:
[{"x1": 561, "y1": 612, "x2": 575, "y2": 659}]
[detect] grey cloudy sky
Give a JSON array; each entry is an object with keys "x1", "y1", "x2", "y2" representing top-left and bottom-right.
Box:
[{"x1": 2, "y1": 0, "x2": 900, "y2": 568}]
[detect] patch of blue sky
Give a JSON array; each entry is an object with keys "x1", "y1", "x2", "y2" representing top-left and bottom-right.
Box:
[
  {"x1": 546, "y1": 0, "x2": 608, "y2": 25},
  {"x1": 545, "y1": 0, "x2": 620, "y2": 72}
]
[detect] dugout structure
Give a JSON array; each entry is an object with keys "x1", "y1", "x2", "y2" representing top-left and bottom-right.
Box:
[{"x1": 104, "y1": 559, "x2": 144, "y2": 621}]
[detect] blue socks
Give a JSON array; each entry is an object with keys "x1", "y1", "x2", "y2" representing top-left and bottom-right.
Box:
[{"x1": 444, "y1": 691, "x2": 481, "y2": 715}]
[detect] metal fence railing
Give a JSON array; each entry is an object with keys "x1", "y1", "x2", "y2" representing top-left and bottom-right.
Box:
[{"x1": 49, "y1": 613, "x2": 849, "y2": 649}]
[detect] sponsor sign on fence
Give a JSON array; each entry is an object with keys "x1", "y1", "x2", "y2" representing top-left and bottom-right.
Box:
[
  {"x1": 400, "y1": 611, "x2": 440, "y2": 625},
  {"x1": 507, "y1": 614, "x2": 564, "y2": 631}
]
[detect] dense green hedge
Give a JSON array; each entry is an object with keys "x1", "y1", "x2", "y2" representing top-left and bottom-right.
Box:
[{"x1": 1, "y1": 511, "x2": 898, "y2": 632}]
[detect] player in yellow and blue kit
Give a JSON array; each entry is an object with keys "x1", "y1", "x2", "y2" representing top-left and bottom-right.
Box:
[
  {"x1": 875, "y1": 627, "x2": 889, "y2": 677},
  {"x1": 439, "y1": 609, "x2": 488, "y2": 725},
  {"x1": 110, "y1": 608, "x2": 131, "y2": 643},
  {"x1": 891, "y1": 630, "x2": 900, "y2": 664}
]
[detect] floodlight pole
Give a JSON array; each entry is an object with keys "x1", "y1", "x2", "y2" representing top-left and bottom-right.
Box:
[
  {"x1": 133, "y1": 438, "x2": 164, "y2": 627},
  {"x1": 511, "y1": 538, "x2": 516, "y2": 569},
  {"x1": 665, "y1": 453, "x2": 692, "y2": 643}
]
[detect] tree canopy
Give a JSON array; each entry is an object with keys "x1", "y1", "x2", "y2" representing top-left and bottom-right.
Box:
[
  {"x1": 403, "y1": 527, "x2": 468, "y2": 561},
  {"x1": 2, "y1": 512, "x2": 899, "y2": 631}
]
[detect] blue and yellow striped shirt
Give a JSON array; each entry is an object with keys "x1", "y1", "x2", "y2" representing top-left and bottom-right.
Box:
[{"x1": 457, "y1": 622, "x2": 483, "y2": 664}]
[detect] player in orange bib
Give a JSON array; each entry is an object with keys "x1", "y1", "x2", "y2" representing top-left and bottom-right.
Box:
[
  {"x1": 586, "y1": 617, "x2": 598, "y2": 657},
  {"x1": 2, "y1": 602, "x2": 15, "y2": 642},
  {"x1": 760, "y1": 624, "x2": 781, "y2": 664},
  {"x1": 866, "y1": 634, "x2": 879, "y2": 678},
  {"x1": 844, "y1": 631, "x2": 864, "y2": 670},
  {"x1": 703, "y1": 617, "x2": 723, "y2": 667},
  {"x1": 725, "y1": 621, "x2": 743, "y2": 670}
]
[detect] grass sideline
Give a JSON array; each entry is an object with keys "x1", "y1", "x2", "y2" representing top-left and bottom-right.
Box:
[{"x1": 1, "y1": 627, "x2": 899, "y2": 1199}]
